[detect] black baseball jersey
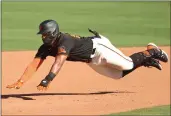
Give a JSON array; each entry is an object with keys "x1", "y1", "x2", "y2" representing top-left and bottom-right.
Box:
[{"x1": 35, "y1": 32, "x2": 94, "y2": 62}]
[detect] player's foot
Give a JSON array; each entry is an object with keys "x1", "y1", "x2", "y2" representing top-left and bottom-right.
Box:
[{"x1": 147, "y1": 43, "x2": 168, "y2": 63}]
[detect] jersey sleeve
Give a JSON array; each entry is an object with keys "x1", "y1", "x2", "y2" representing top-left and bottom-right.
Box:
[
  {"x1": 57, "y1": 36, "x2": 75, "y2": 55},
  {"x1": 35, "y1": 44, "x2": 49, "y2": 59}
]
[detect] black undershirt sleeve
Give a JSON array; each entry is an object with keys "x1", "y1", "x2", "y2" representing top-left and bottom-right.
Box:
[
  {"x1": 57, "y1": 37, "x2": 75, "y2": 55},
  {"x1": 35, "y1": 44, "x2": 50, "y2": 59}
]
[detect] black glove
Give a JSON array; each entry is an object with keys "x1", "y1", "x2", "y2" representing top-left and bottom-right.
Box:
[
  {"x1": 38, "y1": 79, "x2": 50, "y2": 87},
  {"x1": 88, "y1": 28, "x2": 101, "y2": 38},
  {"x1": 37, "y1": 73, "x2": 56, "y2": 91}
]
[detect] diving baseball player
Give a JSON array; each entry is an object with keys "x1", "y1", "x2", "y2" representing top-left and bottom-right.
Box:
[{"x1": 6, "y1": 19, "x2": 169, "y2": 91}]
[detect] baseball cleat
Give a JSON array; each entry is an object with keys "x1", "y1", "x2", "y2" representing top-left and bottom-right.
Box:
[
  {"x1": 147, "y1": 43, "x2": 169, "y2": 63},
  {"x1": 144, "y1": 58, "x2": 162, "y2": 70}
]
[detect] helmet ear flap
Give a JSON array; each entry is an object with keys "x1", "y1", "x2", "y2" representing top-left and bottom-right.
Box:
[{"x1": 52, "y1": 29, "x2": 58, "y2": 37}]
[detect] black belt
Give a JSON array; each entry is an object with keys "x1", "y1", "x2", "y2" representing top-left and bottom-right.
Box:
[{"x1": 88, "y1": 28, "x2": 101, "y2": 38}]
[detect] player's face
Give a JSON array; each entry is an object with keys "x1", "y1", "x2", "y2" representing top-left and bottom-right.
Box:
[
  {"x1": 42, "y1": 33, "x2": 50, "y2": 39},
  {"x1": 41, "y1": 32, "x2": 55, "y2": 46}
]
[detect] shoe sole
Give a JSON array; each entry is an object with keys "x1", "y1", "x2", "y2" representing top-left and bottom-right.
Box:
[
  {"x1": 147, "y1": 43, "x2": 169, "y2": 62},
  {"x1": 148, "y1": 62, "x2": 162, "y2": 70},
  {"x1": 158, "y1": 62, "x2": 162, "y2": 70},
  {"x1": 159, "y1": 63, "x2": 162, "y2": 70}
]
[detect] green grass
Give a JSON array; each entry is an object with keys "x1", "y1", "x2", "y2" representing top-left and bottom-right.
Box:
[
  {"x1": 109, "y1": 105, "x2": 171, "y2": 115},
  {"x1": 2, "y1": 2, "x2": 170, "y2": 51}
]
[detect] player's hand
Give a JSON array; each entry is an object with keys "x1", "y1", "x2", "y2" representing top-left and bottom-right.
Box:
[
  {"x1": 6, "y1": 79, "x2": 24, "y2": 89},
  {"x1": 37, "y1": 79, "x2": 51, "y2": 91}
]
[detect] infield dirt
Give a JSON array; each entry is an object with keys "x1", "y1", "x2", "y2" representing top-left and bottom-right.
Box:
[{"x1": 2, "y1": 46, "x2": 170, "y2": 115}]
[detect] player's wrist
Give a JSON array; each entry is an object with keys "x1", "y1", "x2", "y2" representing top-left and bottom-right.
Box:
[
  {"x1": 39, "y1": 78, "x2": 52, "y2": 87},
  {"x1": 17, "y1": 79, "x2": 24, "y2": 84},
  {"x1": 45, "y1": 72, "x2": 56, "y2": 81}
]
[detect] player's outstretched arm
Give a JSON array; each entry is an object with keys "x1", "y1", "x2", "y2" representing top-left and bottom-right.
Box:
[
  {"x1": 37, "y1": 54, "x2": 67, "y2": 91},
  {"x1": 6, "y1": 58, "x2": 44, "y2": 89}
]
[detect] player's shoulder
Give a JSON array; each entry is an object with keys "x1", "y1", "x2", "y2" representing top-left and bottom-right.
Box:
[
  {"x1": 58, "y1": 32, "x2": 75, "y2": 43},
  {"x1": 60, "y1": 32, "x2": 73, "y2": 39},
  {"x1": 37, "y1": 43, "x2": 51, "y2": 51}
]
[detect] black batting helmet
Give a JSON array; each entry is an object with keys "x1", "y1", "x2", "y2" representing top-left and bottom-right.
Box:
[
  {"x1": 37, "y1": 19, "x2": 59, "y2": 35},
  {"x1": 37, "y1": 19, "x2": 60, "y2": 45}
]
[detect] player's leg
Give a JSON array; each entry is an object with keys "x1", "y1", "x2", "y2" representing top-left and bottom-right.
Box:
[
  {"x1": 89, "y1": 45, "x2": 162, "y2": 79},
  {"x1": 90, "y1": 35, "x2": 167, "y2": 78},
  {"x1": 122, "y1": 43, "x2": 169, "y2": 77}
]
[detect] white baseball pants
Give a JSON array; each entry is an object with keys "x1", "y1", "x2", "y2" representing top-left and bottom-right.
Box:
[{"x1": 88, "y1": 35, "x2": 134, "y2": 79}]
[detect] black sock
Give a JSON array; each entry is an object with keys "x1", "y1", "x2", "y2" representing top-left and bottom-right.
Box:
[{"x1": 122, "y1": 52, "x2": 149, "y2": 77}]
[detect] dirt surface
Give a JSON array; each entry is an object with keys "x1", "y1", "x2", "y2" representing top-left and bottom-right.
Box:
[{"x1": 2, "y1": 46, "x2": 170, "y2": 115}]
